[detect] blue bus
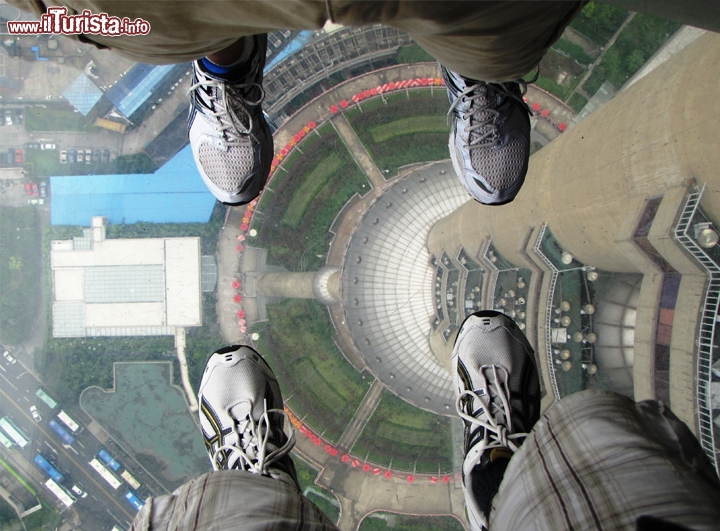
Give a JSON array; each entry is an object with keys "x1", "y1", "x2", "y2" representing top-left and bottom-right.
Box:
[
  {"x1": 98, "y1": 449, "x2": 121, "y2": 471},
  {"x1": 48, "y1": 419, "x2": 74, "y2": 445},
  {"x1": 34, "y1": 454, "x2": 63, "y2": 483},
  {"x1": 124, "y1": 490, "x2": 144, "y2": 511}
]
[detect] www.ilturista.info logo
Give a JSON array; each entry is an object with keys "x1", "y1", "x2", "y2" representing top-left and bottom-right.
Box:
[{"x1": 7, "y1": 6, "x2": 150, "y2": 36}]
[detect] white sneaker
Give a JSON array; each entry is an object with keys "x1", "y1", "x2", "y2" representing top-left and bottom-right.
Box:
[
  {"x1": 452, "y1": 311, "x2": 541, "y2": 530},
  {"x1": 198, "y1": 345, "x2": 298, "y2": 488},
  {"x1": 188, "y1": 34, "x2": 272, "y2": 205}
]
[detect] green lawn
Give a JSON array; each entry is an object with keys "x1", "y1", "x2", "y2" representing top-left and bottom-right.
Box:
[
  {"x1": 583, "y1": 13, "x2": 681, "y2": 95},
  {"x1": 258, "y1": 126, "x2": 368, "y2": 271},
  {"x1": 0, "y1": 497, "x2": 18, "y2": 529},
  {"x1": 294, "y1": 457, "x2": 340, "y2": 524},
  {"x1": 252, "y1": 299, "x2": 370, "y2": 443},
  {"x1": 569, "y1": 1, "x2": 629, "y2": 45},
  {"x1": 283, "y1": 152, "x2": 345, "y2": 228},
  {"x1": 397, "y1": 44, "x2": 435, "y2": 64},
  {"x1": 348, "y1": 92, "x2": 450, "y2": 175},
  {"x1": 25, "y1": 104, "x2": 90, "y2": 132},
  {"x1": 551, "y1": 38, "x2": 595, "y2": 66},
  {"x1": 0, "y1": 207, "x2": 41, "y2": 346},
  {"x1": 353, "y1": 391, "x2": 452, "y2": 473},
  {"x1": 359, "y1": 513, "x2": 465, "y2": 531},
  {"x1": 369, "y1": 115, "x2": 448, "y2": 143},
  {"x1": 567, "y1": 92, "x2": 589, "y2": 113}
]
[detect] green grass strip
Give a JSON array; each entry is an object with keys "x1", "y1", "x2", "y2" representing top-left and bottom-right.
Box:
[
  {"x1": 0, "y1": 456, "x2": 36, "y2": 495},
  {"x1": 282, "y1": 152, "x2": 345, "y2": 228},
  {"x1": 368, "y1": 115, "x2": 448, "y2": 143}
]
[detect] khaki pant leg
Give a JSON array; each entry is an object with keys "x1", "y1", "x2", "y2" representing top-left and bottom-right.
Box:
[
  {"x1": 6, "y1": 0, "x2": 330, "y2": 64},
  {"x1": 331, "y1": 1, "x2": 585, "y2": 82}
]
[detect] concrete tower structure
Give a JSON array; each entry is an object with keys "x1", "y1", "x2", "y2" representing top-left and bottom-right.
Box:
[
  {"x1": 428, "y1": 33, "x2": 720, "y2": 472},
  {"x1": 257, "y1": 267, "x2": 342, "y2": 305}
]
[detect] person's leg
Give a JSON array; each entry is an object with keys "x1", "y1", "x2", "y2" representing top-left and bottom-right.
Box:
[
  {"x1": 452, "y1": 310, "x2": 542, "y2": 531},
  {"x1": 488, "y1": 390, "x2": 720, "y2": 531},
  {"x1": 331, "y1": 1, "x2": 585, "y2": 206},
  {"x1": 130, "y1": 345, "x2": 340, "y2": 530}
]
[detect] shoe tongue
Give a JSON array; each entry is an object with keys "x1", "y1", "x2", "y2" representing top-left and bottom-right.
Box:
[{"x1": 229, "y1": 402, "x2": 253, "y2": 425}]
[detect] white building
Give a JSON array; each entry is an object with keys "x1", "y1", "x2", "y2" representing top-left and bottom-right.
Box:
[{"x1": 51, "y1": 217, "x2": 202, "y2": 338}]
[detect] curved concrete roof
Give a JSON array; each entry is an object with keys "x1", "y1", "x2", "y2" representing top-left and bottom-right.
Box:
[{"x1": 341, "y1": 161, "x2": 470, "y2": 414}]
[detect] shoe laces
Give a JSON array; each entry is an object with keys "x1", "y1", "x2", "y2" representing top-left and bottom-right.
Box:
[
  {"x1": 456, "y1": 365, "x2": 528, "y2": 476},
  {"x1": 189, "y1": 72, "x2": 265, "y2": 147},
  {"x1": 447, "y1": 72, "x2": 535, "y2": 150},
  {"x1": 211, "y1": 398, "x2": 295, "y2": 475}
]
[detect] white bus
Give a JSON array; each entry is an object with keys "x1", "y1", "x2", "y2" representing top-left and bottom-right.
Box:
[
  {"x1": 0, "y1": 430, "x2": 13, "y2": 449},
  {"x1": 35, "y1": 388, "x2": 57, "y2": 409},
  {"x1": 56, "y1": 410, "x2": 80, "y2": 433},
  {"x1": 0, "y1": 417, "x2": 29, "y2": 448},
  {"x1": 121, "y1": 470, "x2": 141, "y2": 489},
  {"x1": 89, "y1": 458, "x2": 121, "y2": 490},
  {"x1": 44, "y1": 479, "x2": 74, "y2": 507}
]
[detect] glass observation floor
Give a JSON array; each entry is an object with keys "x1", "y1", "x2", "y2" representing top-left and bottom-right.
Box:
[{"x1": 0, "y1": 3, "x2": 718, "y2": 530}]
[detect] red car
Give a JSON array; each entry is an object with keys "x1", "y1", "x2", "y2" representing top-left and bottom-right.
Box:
[
  {"x1": 24, "y1": 182, "x2": 32, "y2": 195},
  {"x1": 31, "y1": 183, "x2": 39, "y2": 197},
  {"x1": 14, "y1": 149, "x2": 22, "y2": 164}
]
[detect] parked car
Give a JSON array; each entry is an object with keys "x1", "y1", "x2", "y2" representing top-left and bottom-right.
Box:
[
  {"x1": 76, "y1": 150, "x2": 83, "y2": 163},
  {"x1": 39, "y1": 181, "x2": 46, "y2": 198},
  {"x1": 68, "y1": 149, "x2": 76, "y2": 164},
  {"x1": 2, "y1": 351, "x2": 16, "y2": 364},
  {"x1": 71, "y1": 485, "x2": 87, "y2": 498},
  {"x1": 24, "y1": 183, "x2": 32, "y2": 195},
  {"x1": 59, "y1": 150, "x2": 67, "y2": 163},
  {"x1": 29, "y1": 406, "x2": 41, "y2": 422},
  {"x1": 14, "y1": 149, "x2": 22, "y2": 164},
  {"x1": 5, "y1": 110, "x2": 12, "y2": 126},
  {"x1": 25, "y1": 143, "x2": 39, "y2": 150},
  {"x1": 40, "y1": 143, "x2": 56, "y2": 150},
  {"x1": 31, "y1": 183, "x2": 39, "y2": 197},
  {"x1": 85, "y1": 149, "x2": 92, "y2": 164},
  {"x1": 102, "y1": 149, "x2": 110, "y2": 163},
  {"x1": 92, "y1": 149, "x2": 100, "y2": 163}
]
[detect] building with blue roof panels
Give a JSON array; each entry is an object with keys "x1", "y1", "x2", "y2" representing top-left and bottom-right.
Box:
[
  {"x1": 50, "y1": 145, "x2": 216, "y2": 226},
  {"x1": 61, "y1": 73, "x2": 103, "y2": 116},
  {"x1": 106, "y1": 63, "x2": 183, "y2": 119}
]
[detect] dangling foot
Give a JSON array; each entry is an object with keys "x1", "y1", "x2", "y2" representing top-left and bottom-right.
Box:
[
  {"x1": 188, "y1": 34, "x2": 272, "y2": 206},
  {"x1": 443, "y1": 67, "x2": 533, "y2": 206},
  {"x1": 198, "y1": 345, "x2": 299, "y2": 489},
  {"x1": 452, "y1": 311, "x2": 541, "y2": 529}
]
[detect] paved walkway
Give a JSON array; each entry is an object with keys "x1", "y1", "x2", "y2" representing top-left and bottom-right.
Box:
[
  {"x1": 217, "y1": 207, "x2": 245, "y2": 345},
  {"x1": 337, "y1": 379, "x2": 385, "y2": 451},
  {"x1": 575, "y1": 12, "x2": 637, "y2": 99},
  {"x1": 174, "y1": 327, "x2": 198, "y2": 412},
  {"x1": 331, "y1": 114, "x2": 386, "y2": 189}
]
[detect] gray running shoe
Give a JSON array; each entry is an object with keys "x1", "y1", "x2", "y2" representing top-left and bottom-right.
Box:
[
  {"x1": 443, "y1": 66, "x2": 532, "y2": 206},
  {"x1": 198, "y1": 345, "x2": 298, "y2": 488},
  {"x1": 452, "y1": 311, "x2": 541, "y2": 530},
  {"x1": 188, "y1": 34, "x2": 272, "y2": 205}
]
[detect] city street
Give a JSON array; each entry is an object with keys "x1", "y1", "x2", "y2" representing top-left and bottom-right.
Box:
[{"x1": 0, "y1": 352, "x2": 138, "y2": 530}]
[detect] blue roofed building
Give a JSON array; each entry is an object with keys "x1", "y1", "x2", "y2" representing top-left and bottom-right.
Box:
[
  {"x1": 61, "y1": 73, "x2": 104, "y2": 116},
  {"x1": 106, "y1": 63, "x2": 183, "y2": 120},
  {"x1": 50, "y1": 145, "x2": 216, "y2": 226}
]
